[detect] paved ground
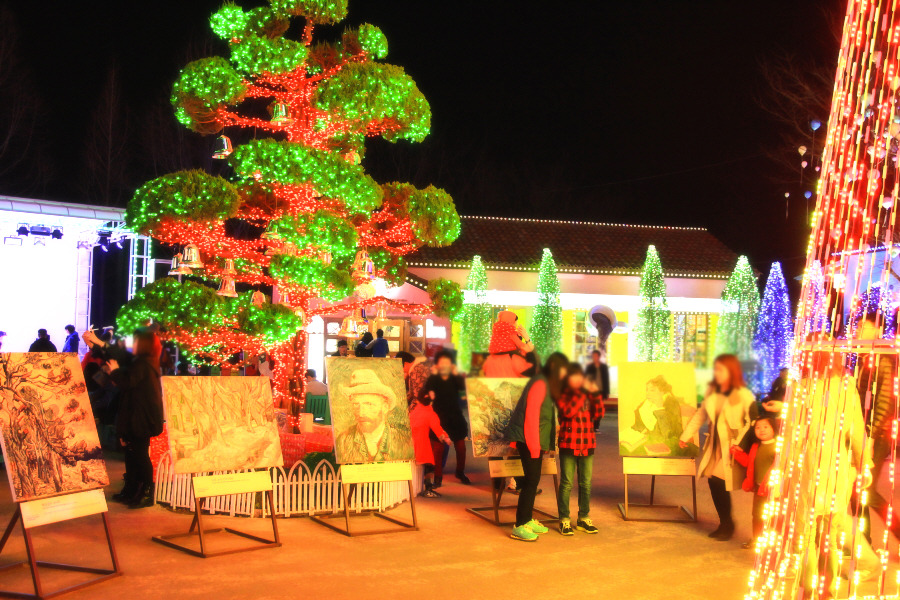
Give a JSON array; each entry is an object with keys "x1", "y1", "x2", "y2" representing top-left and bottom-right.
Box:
[{"x1": 0, "y1": 419, "x2": 755, "y2": 600}]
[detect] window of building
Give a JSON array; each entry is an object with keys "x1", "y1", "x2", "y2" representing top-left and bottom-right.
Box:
[
  {"x1": 673, "y1": 313, "x2": 710, "y2": 368},
  {"x1": 573, "y1": 310, "x2": 598, "y2": 365}
]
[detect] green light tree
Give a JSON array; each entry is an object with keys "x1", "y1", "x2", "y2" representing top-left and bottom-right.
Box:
[
  {"x1": 634, "y1": 245, "x2": 672, "y2": 362},
  {"x1": 531, "y1": 248, "x2": 562, "y2": 359},
  {"x1": 116, "y1": 0, "x2": 463, "y2": 411},
  {"x1": 458, "y1": 255, "x2": 492, "y2": 371},
  {"x1": 714, "y1": 255, "x2": 760, "y2": 360}
]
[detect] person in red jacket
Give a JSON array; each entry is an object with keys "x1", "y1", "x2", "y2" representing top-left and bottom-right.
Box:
[
  {"x1": 730, "y1": 417, "x2": 779, "y2": 548},
  {"x1": 556, "y1": 363, "x2": 604, "y2": 535},
  {"x1": 409, "y1": 394, "x2": 451, "y2": 498}
]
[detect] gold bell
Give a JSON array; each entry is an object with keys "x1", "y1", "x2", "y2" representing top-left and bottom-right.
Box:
[
  {"x1": 337, "y1": 309, "x2": 366, "y2": 338},
  {"x1": 318, "y1": 250, "x2": 333, "y2": 265},
  {"x1": 251, "y1": 291, "x2": 266, "y2": 307},
  {"x1": 279, "y1": 241, "x2": 298, "y2": 257},
  {"x1": 355, "y1": 281, "x2": 376, "y2": 300},
  {"x1": 168, "y1": 255, "x2": 192, "y2": 276},
  {"x1": 260, "y1": 223, "x2": 281, "y2": 241},
  {"x1": 181, "y1": 244, "x2": 203, "y2": 268},
  {"x1": 222, "y1": 259, "x2": 237, "y2": 276},
  {"x1": 351, "y1": 250, "x2": 374, "y2": 281},
  {"x1": 271, "y1": 102, "x2": 294, "y2": 125},
  {"x1": 217, "y1": 276, "x2": 238, "y2": 298},
  {"x1": 265, "y1": 241, "x2": 283, "y2": 257},
  {"x1": 212, "y1": 135, "x2": 233, "y2": 159}
]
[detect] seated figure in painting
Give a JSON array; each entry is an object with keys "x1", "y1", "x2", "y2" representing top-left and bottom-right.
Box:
[
  {"x1": 335, "y1": 369, "x2": 409, "y2": 463},
  {"x1": 622, "y1": 375, "x2": 695, "y2": 456}
]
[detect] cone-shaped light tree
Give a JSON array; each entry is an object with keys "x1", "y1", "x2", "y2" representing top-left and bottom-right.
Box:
[
  {"x1": 531, "y1": 248, "x2": 562, "y2": 359},
  {"x1": 714, "y1": 256, "x2": 759, "y2": 360},
  {"x1": 458, "y1": 256, "x2": 492, "y2": 372},
  {"x1": 752, "y1": 262, "x2": 792, "y2": 392},
  {"x1": 633, "y1": 245, "x2": 671, "y2": 362},
  {"x1": 116, "y1": 0, "x2": 463, "y2": 411}
]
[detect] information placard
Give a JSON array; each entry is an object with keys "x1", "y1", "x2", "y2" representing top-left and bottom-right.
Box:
[
  {"x1": 340, "y1": 461, "x2": 412, "y2": 484},
  {"x1": 622, "y1": 456, "x2": 696, "y2": 476},
  {"x1": 192, "y1": 471, "x2": 273, "y2": 498},
  {"x1": 488, "y1": 456, "x2": 558, "y2": 478},
  {"x1": 20, "y1": 489, "x2": 108, "y2": 529}
]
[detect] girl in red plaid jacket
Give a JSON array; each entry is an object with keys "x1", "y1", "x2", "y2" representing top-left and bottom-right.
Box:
[{"x1": 555, "y1": 363, "x2": 605, "y2": 535}]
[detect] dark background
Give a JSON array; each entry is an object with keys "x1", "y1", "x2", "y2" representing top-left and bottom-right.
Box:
[{"x1": 3, "y1": 0, "x2": 842, "y2": 293}]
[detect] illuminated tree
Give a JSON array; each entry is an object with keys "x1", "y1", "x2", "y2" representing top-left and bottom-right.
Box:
[
  {"x1": 458, "y1": 255, "x2": 491, "y2": 372},
  {"x1": 117, "y1": 0, "x2": 463, "y2": 413},
  {"x1": 752, "y1": 262, "x2": 792, "y2": 392},
  {"x1": 633, "y1": 245, "x2": 671, "y2": 362},
  {"x1": 531, "y1": 248, "x2": 562, "y2": 359},
  {"x1": 714, "y1": 256, "x2": 759, "y2": 361}
]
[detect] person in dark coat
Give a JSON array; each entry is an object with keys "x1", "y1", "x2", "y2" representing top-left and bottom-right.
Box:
[
  {"x1": 355, "y1": 332, "x2": 374, "y2": 357},
  {"x1": 28, "y1": 329, "x2": 57, "y2": 352},
  {"x1": 105, "y1": 328, "x2": 164, "y2": 508},
  {"x1": 422, "y1": 350, "x2": 469, "y2": 485},
  {"x1": 62, "y1": 325, "x2": 79, "y2": 353}
]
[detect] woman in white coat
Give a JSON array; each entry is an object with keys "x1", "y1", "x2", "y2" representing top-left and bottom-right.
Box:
[{"x1": 679, "y1": 354, "x2": 757, "y2": 540}]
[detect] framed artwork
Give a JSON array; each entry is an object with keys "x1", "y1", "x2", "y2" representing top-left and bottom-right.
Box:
[
  {"x1": 465, "y1": 378, "x2": 529, "y2": 458},
  {"x1": 617, "y1": 362, "x2": 700, "y2": 457},
  {"x1": 161, "y1": 376, "x2": 283, "y2": 474},
  {"x1": 0, "y1": 353, "x2": 109, "y2": 502},
  {"x1": 326, "y1": 357, "x2": 413, "y2": 464}
]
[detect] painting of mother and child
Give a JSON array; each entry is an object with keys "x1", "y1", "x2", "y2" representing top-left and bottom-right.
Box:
[{"x1": 618, "y1": 362, "x2": 700, "y2": 457}]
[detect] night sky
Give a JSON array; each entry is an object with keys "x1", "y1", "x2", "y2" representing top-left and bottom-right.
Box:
[{"x1": 5, "y1": 0, "x2": 841, "y2": 287}]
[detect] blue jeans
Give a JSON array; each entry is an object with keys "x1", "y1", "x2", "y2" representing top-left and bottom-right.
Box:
[{"x1": 557, "y1": 451, "x2": 593, "y2": 521}]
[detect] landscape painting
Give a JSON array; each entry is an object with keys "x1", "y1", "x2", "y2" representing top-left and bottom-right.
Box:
[
  {"x1": 0, "y1": 353, "x2": 109, "y2": 502},
  {"x1": 618, "y1": 362, "x2": 700, "y2": 457},
  {"x1": 466, "y1": 378, "x2": 529, "y2": 458},
  {"x1": 326, "y1": 357, "x2": 413, "y2": 464},
  {"x1": 161, "y1": 376, "x2": 283, "y2": 474}
]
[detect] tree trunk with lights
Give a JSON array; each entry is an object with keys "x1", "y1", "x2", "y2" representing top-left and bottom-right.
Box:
[{"x1": 117, "y1": 0, "x2": 464, "y2": 424}]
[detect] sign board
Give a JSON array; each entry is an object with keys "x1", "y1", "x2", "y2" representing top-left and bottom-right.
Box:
[
  {"x1": 192, "y1": 471, "x2": 273, "y2": 498},
  {"x1": 340, "y1": 461, "x2": 413, "y2": 485},
  {"x1": 488, "y1": 456, "x2": 558, "y2": 478},
  {"x1": 20, "y1": 489, "x2": 108, "y2": 529},
  {"x1": 622, "y1": 456, "x2": 696, "y2": 477}
]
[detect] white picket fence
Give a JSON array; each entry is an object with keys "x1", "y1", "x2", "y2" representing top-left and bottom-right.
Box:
[{"x1": 154, "y1": 454, "x2": 424, "y2": 518}]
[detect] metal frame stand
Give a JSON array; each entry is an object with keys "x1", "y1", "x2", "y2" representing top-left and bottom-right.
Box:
[
  {"x1": 152, "y1": 489, "x2": 281, "y2": 558},
  {"x1": 310, "y1": 481, "x2": 418, "y2": 537},
  {"x1": 467, "y1": 473, "x2": 560, "y2": 526},
  {"x1": 0, "y1": 507, "x2": 120, "y2": 599},
  {"x1": 617, "y1": 474, "x2": 697, "y2": 522}
]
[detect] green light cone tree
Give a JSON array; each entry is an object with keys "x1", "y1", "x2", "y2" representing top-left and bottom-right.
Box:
[
  {"x1": 714, "y1": 255, "x2": 760, "y2": 360},
  {"x1": 531, "y1": 248, "x2": 563, "y2": 359},
  {"x1": 116, "y1": 0, "x2": 463, "y2": 410},
  {"x1": 633, "y1": 245, "x2": 671, "y2": 362},
  {"x1": 458, "y1": 255, "x2": 492, "y2": 371}
]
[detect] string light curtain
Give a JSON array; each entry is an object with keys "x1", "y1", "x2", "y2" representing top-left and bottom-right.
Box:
[
  {"x1": 115, "y1": 0, "x2": 464, "y2": 415},
  {"x1": 748, "y1": 2, "x2": 900, "y2": 598}
]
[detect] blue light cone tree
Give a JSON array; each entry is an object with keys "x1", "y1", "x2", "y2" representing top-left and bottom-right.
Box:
[{"x1": 752, "y1": 262, "x2": 793, "y2": 393}]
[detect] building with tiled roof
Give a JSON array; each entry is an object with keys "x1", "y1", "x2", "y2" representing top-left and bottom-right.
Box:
[{"x1": 400, "y1": 216, "x2": 746, "y2": 391}]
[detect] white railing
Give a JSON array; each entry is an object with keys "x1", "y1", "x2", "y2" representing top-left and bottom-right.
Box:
[{"x1": 153, "y1": 454, "x2": 424, "y2": 518}]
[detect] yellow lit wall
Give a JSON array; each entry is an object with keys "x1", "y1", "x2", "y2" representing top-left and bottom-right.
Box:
[
  {"x1": 607, "y1": 310, "x2": 629, "y2": 367},
  {"x1": 561, "y1": 310, "x2": 576, "y2": 358}
]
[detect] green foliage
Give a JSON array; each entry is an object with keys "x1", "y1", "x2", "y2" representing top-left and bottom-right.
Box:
[
  {"x1": 210, "y1": 3, "x2": 251, "y2": 39},
  {"x1": 382, "y1": 182, "x2": 460, "y2": 247},
  {"x1": 117, "y1": 279, "x2": 226, "y2": 335},
  {"x1": 268, "y1": 255, "x2": 355, "y2": 301},
  {"x1": 270, "y1": 210, "x2": 358, "y2": 261},
  {"x1": 633, "y1": 245, "x2": 672, "y2": 362},
  {"x1": 369, "y1": 248, "x2": 407, "y2": 287},
  {"x1": 428, "y1": 278, "x2": 463, "y2": 319},
  {"x1": 531, "y1": 249, "x2": 563, "y2": 359},
  {"x1": 234, "y1": 293, "x2": 305, "y2": 345},
  {"x1": 715, "y1": 256, "x2": 760, "y2": 360},
  {"x1": 230, "y1": 34, "x2": 308, "y2": 75},
  {"x1": 229, "y1": 139, "x2": 382, "y2": 215},
  {"x1": 458, "y1": 256, "x2": 492, "y2": 371},
  {"x1": 269, "y1": 0, "x2": 348, "y2": 23},
  {"x1": 126, "y1": 170, "x2": 241, "y2": 234},
  {"x1": 315, "y1": 62, "x2": 431, "y2": 143},
  {"x1": 356, "y1": 24, "x2": 388, "y2": 59},
  {"x1": 171, "y1": 57, "x2": 246, "y2": 133}
]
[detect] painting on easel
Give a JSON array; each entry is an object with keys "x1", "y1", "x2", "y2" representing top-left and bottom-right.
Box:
[{"x1": 0, "y1": 353, "x2": 109, "y2": 502}]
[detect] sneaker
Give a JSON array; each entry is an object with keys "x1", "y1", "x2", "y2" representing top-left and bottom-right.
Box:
[
  {"x1": 576, "y1": 518, "x2": 599, "y2": 534},
  {"x1": 420, "y1": 489, "x2": 441, "y2": 498},
  {"x1": 510, "y1": 525, "x2": 538, "y2": 542},
  {"x1": 432, "y1": 476, "x2": 442, "y2": 489},
  {"x1": 455, "y1": 473, "x2": 472, "y2": 485},
  {"x1": 505, "y1": 485, "x2": 520, "y2": 495},
  {"x1": 525, "y1": 519, "x2": 549, "y2": 534},
  {"x1": 559, "y1": 519, "x2": 574, "y2": 536}
]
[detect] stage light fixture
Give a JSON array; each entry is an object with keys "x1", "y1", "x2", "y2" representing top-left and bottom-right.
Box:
[
  {"x1": 16, "y1": 224, "x2": 28, "y2": 236},
  {"x1": 50, "y1": 227, "x2": 63, "y2": 240}
]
